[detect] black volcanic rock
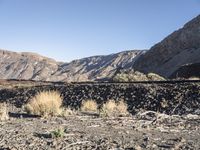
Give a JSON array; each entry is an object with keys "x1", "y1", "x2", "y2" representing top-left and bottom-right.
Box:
[{"x1": 1, "y1": 82, "x2": 200, "y2": 115}]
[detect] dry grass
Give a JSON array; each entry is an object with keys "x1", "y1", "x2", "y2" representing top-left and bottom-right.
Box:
[
  {"x1": 0, "y1": 103, "x2": 9, "y2": 121},
  {"x1": 60, "y1": 107, "x2": 77, "y2": 117},
  {"x1": 100, "y1": 100, "x2": 129, "y2": 117},
  {"x1": 25, "y1": 91, "x2": 63, "y2": 117},
  {"x1": 81, "y1": 100, "x2": 98, "y2": 112},
  {"x1": 188, "y1": 77, "x2": 200, "y2": 80},
  {"x1": 160, "y1": 99, "x2": 169, "y2": 108},
  {"x1": 147, "y1": 73, "x2": 166, "y2": 81}
]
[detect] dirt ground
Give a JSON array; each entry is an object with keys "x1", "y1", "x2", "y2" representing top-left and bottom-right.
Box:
[
  {"x1": 0, "y1": 106, "x2": 200, "y2": 150},
  {"x1": 0, "y1": 80, "x2": 200, "y2": 149}
]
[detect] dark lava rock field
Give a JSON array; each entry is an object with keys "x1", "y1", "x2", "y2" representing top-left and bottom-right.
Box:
[{"x1": 0, "y1": 81, "x2": 200, "y2": 115}]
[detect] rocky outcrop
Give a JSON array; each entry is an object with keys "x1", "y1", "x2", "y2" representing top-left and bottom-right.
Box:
[
  {"x1": 170, "y1": 63, "x2": 200, "y2": 78},
  {"x1": 0, "y1": 49, "x2": 145, "y2": 82},
  {"x1": 133, "y1": 15, "x2": 200, "y2": 78}
]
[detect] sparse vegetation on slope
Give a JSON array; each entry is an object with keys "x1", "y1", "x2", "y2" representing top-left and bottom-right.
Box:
[
  {"x1": 147, "y1": 73, "x2": 166, "y2": 81},
  {"x1": 113, "y1": 70, "x2": 165, "y2": 82}
]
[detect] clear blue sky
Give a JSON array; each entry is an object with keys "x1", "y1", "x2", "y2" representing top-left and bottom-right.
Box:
[{"x1": 0, "y1": 0, "x2": 199, "y2": 62}]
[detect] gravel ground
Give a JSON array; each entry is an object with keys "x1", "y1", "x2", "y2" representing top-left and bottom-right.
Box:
[
  {"x1": 0, "y1": 81, "x2": 200, "y2": 149},
  {"x1": 0, "y1": 108, "x2": 200, "y2": 150}
]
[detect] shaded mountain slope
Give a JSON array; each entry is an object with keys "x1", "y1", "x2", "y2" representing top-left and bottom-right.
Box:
[{"x1": 133, "y1": 15, "x2": 200, "y2": 78}]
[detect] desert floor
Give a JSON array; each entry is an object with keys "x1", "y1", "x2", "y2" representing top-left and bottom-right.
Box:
[{"x1": 0, "y1": 106, "x2": 200, "y2": 150}]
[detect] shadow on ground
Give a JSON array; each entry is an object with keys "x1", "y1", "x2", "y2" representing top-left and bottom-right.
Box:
[{"x1": 8, "y1": 112, "x2": 40, "y2": 118}]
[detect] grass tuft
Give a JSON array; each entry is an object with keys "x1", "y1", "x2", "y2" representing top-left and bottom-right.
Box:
[
  {"x1": 0, "y1": 103, "x2": 9, "y2": 121},
  {"x1": 51, "y1": 128, "x2": 65, "y2": 138},
  {"x1": 81, "y1": 100, "x2": 98, "y2": 112},
  {"x1": 25, "y1": 91, "x2": 63, "y2": 117},
  {"x1": 100, "y1": 100, "x2": 129, "y2": 117}
]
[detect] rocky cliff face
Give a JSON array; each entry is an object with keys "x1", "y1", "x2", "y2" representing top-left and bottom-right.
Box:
[
  {"x1": 133, "y1": 15, "x2": 200, "y2": 78},
  {"x1": 0, "y1": 49, "x2": 145, "y2": 82}
]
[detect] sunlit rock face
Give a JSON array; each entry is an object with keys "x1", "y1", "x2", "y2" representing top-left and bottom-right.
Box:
[{"x1": 0, "y1": 50, "x2": 60, "y2": 81}]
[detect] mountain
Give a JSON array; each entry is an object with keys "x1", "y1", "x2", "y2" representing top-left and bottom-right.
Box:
[
  {"x1": 2, "y1": 15, "x2": 199, "y2": 81},
  {"x1": 0, "y1": 50, "x2": 60, "y2": 81},
  {"x1": 0, "y1": 49, "x2": 145, "y2": 82},
  {"x1": 133, "y1": 15, "x2": 200, "y2": 78},
  {"x1": 50, "y1": 50, "x2": 146, "y2": 82}
]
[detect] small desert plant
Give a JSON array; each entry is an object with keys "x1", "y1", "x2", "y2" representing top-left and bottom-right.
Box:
[
  {"x1": 160, "y1": 99, "x2": 169, "y2": 108},
  {"x1": 25, "y1": 91, "x2": 63, "y2": 117},
  {"x1": 0, "y1": 103, "x2": 9, "y2": 121},
  {"x1": 100, "y1": 100, "x2": 129, "y2": 117},
  {"x1": 51, "y1": 128, "x2": 65, "y2": 138},
  {"x1": 81, "y1": 100, "x2": 98, "y2": 112},
  {"x1": 60, "y1": 107, "x2": 77, "y2": 117}
]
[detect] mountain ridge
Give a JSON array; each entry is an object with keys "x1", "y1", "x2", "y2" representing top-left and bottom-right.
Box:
[
  {"x1": 0, "y1": 49, "x2": 146, "y2": 82},
  {"x1": 1, "y1": 14, "x2": 200, "y2": 81}
]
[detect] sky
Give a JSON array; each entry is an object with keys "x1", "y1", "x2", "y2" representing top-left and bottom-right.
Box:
[{"x1": 0, "y1": 0, "x2": 199, "y2": 62}]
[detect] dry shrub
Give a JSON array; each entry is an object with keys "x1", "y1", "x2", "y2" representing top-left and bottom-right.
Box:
[
  {"x1": 0, "y1": 103, "x2": 9, "y2": 121},
  {"x1": 113, "y1": 71, "x2": 166, "y2": 82},
  {"x1": 100, "y1": 100, "x2": 129, "y2": 117},
  {"x1": 113, "y1": 71, "x2": 148, "y2": 82},
  {"x1": 160, "y1": 99, "x2": 169, "y2": 108},
  {"x1": 188, "y1": 77, "x2": 200, "y2": 80},
  {"x1": 81, "y1": 100, "x2": 98, "y2": 112},
  {"x1": 25, "y1": 91, "x2": 63, "y2": 117},
  {"x1": 147, "y1": 73, "x2": 166, "y2": 81},
  {"x1": 60, "y1": 107, "x2": 77, "y2": 117}
]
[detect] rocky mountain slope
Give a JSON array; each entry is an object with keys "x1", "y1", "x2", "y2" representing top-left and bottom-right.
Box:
[
  {"x1": 0, "y1": 50, "x2": 60, "y2": 81},
  {"x1": 133, "y1": 15, "x2": 200, "y2": 78},
  {"x1": 0, "y1": 49, "x2": 145, "y2": 82},
  {"x1": 51, "y1": 50, "x2": 145, "y2": 82}
]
